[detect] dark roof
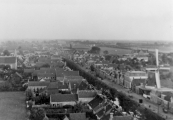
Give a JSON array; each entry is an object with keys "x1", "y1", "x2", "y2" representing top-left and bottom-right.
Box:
[
  {"x1": 50, "y1": 62, "x2": 64, "y2": 68},
  {"x1": 88, "y1": 95, "x2": 104, "y2": 109},
  {"x1": 96, "y1": 108, "x2": 105, "y2": 118},
  {"x1": 78, "y1": 90, "x2": 97, "y2": 98},
  {"x1": 93, "y1": 102, "x2": 108, "y2": 112},
  {"x1": 55, "y1": 68, "x2": 64, "y2": 72},
  {"x1": 56, "y1": 71, "x2": 64, "y2": 77},
  {"x1": 162, "y1": 92, "x2": 173, "y2": 102},
  {"x1": 146, "y1": 72, "x2": 156, "y2": 86},
  {"x1": 47, "y1": 82, "x2": 68, "y2": 90},
  {"x1": 78, "y1": 81, "x2": 90, "y2": 90},
  {"x1": 40, "y1": 68, "x2": 55, "y2": 73},
  {"x1": 65, "y1": 76, "x2": 83, "y2": 80},
  {"x1": 37, "y1": 73, "x2": 55, "y2": 78},
  {"x1": 113, "y1": 116, "x2": 133, "y2": 120},
  {"x1": 63, "y1": 71, "x2": 79, "y2": 77},
  {"x1": 0, "y1": 56, "x2": 16, "y2": 64},
  {"x1": 24, "y1": 69, "x2": 35, "y2": 73},
  {"x1": 28, "y1": 81, "x2": 50, "y2": 86},
  {"x1": 69, "y1": 113, "x2": 87, "y2": 120},
  {"x1": 47, "y1": 89, "x2": 59, "y2": 95},
  {"x1": 15, "y1": 72, "x2": 22, "y2": 78},
  {"x1": 100, "y1": 114, "x2": 110, "y2": 120},
  {"x1": 50, "y1": 94, "x2": 78, "y2": 102},
  {"x1": 131, "y1": 79, "x2": 146, "y2": 87}
]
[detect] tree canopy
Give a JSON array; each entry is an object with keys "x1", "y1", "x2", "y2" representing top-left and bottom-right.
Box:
[
  {"x1": 3, "y1": 50, "x2": 10, "y2": 56},
  {"x1": 88, "y1": 46, "x2": 101, "y2": 54},
  {"x1": 103, "y1": 50, "x2": 108, "y2": 55},
  {"x1": 30, "y1": 108, "x2": 46, "y2": 120}
]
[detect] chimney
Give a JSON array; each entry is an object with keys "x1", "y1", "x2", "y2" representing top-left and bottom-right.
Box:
[{"x1": 109, "y1": 113, "x2": 114, "y2": 120}]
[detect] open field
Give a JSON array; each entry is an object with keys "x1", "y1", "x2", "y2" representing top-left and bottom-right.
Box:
[
  {"x1": 0, "y1": 92, "x2": 27, "y2": 120},
  {"x1": 132, "y1": 46, "x2": 173, "y2": 53},
  {"x1": 100, "y1": 47, "x2": 132, "y2": 55}
]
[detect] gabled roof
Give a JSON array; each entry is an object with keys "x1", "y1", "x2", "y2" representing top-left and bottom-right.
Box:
[
  {"x1": 63, "y1": 71, "x2": 79, "y2": 77},
  {"x1": 0, "y1": 56, "x2": 17, "y2": 64},
  {"x1": 55, "y1": 68, "x2": 64, "y2": 72},
  {"x1": 78, "y1": 90, "x2": 97, "y2": 98},
  {"x1": 28, "y1": 81, "x2": 50, "y2": 87},
  {"x1": 50, "y1": 94, "x2": 78, "y2": 102},
  {"x1": 88, "y1": 95, "x2": 104, "y2": 109},
  {"x1": 65, "y1": 76, "x2": 83, "y2": 80},
  {"x1": 47, "y1": 82, "x2": 68, "y2": 90},
  {"x1": 78, "y1": 81, "x2": 90, "y2": 90},
  {"x1": 56, "y1": 71, "x2": 64, "y2": 77},
  {"x1": 24, "y1": 69, "x2": 35, "y2": 73},
  {"x1": 40, "y1": 68, "x2": 55, "y2": 73},
  {"x1": 37, "y1": 73, "x2": 55, "y2": 78},
  {"x1": 69, "y1": 113, "x2": 87, "y2": 120},
  {"x1": 47, "y1": 89, "x2": 59, "y2": 95},
  {"x1": 50, "y1": 62, "x2": 64, "y2": 68},
  {"x1": 68, "y1": 80, "x2": 83, "y2": 93}
]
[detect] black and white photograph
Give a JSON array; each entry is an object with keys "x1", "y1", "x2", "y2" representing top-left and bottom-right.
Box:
[{"x1": 0, "y1": 0, "x2": 172, "y2": 120}]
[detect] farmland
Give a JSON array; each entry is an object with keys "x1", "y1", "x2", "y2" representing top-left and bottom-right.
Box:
[
  {"x1": 100, "y1": 47, "x2": 132, "y2": 55},
  {"x1": 0, "y1": 92, "x2": 27, "y2": 120}
]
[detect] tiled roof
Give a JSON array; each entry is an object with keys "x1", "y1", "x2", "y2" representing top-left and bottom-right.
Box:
[
  {"x1": 50, "y1": 62, "x2": 64, "y2": 68},
  {"x1": 50, "y1": 94, "x2": 78, "y2": 102},
  {"x1": 47, "y1": 82, "x2": 68, "y2": 90},
  {"x1": 40, "y1": 68, "x2": 55, "y2": 73},
  {"x1": 35, "y1": 62, "x2": 47, "y2": 67},
  {"x1": 78, "y1": 81, "x2": 90, "y2": 90},
  {"x1": 96, "y1": 108, "x2": 105, "y2": 118},
  {"x1": 100, "y1": 114, "x2": 110, "y2": 120},
  {"x1": 37, "y1": 73, "x2": 55, "y2": 78},
  {"x1": 55, "y1": 68, "x2": 64, "y2": 72},
  {"x1": 0, "y1": 56, "x2": 16, "y2": 64},
  {"x1": 78, "y1": 90, "x2": 97, "y2": 98},
  {"x1": 69, "y1": 80, "x2": 83, "y2": 92},
  {"x1": 56, "y1": 71, "x2": 64, "y2": 77},
  {"x1": 65, "y1": 76, "x2": 83, "y2": 80},
  {"x1": 47, "y1": 89, "x2": 59, "y2": 95},
  {"x1": 24, "y1": 69, "x2": 35, "y2": 73},
  {"x1": 63, "y1": 71, "x2": 79, "y2": 77},
  {"x1": 88, "y1": 95, "x2": 104, "y2": 109},
  {"x1": 28, "y1": 81, "x2": 50, "y2": 86},
  {"x1": 93, "y1": 102, "x2": 108, "y2": 112},
  {"x1": 69, "y1": 113, "x2": 87, "y2": 120}
]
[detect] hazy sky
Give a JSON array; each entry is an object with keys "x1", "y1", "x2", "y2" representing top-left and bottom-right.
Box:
[{"x1": 0, "y1": 0, "x2": 172, "y2": 41}]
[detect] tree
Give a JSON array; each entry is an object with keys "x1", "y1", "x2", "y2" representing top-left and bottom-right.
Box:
[
  {"x1": 90, "y1": 65, "x2": 95, "y2": 71},
  {"x1": 88, "y1": 46, "x2": 101, "y2": 54},
  {"x1": 30, "y1": 108, "x2": 46, "y2": 120},
  {"x1": 105, "y1": 55, "x2": 112, "y2": 61},
  {"x1": 162, "y1": 53, "x2": 168, "y2": 64},
  {"x1": 3, "y1": 50, "x2": 10, "y2": 56},
  {"x1": 103, "y1": 50, "x2": 108, "y2": 55}
]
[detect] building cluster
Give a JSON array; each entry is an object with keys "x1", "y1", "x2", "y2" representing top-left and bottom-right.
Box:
[
  {"x1": 21, "y1": 45, "x2": 138, "y2": 120},
  {"x1": 70, "y1": 46, "x2": 173, "y2": 114}
]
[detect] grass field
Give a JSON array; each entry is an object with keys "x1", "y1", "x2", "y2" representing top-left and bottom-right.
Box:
[
  {"x1": 0, "y1": 92, "x2": 27, "y2": 120},
  {"x1": 100, "y1": 47, "x2": 132, "y2": 55}
]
